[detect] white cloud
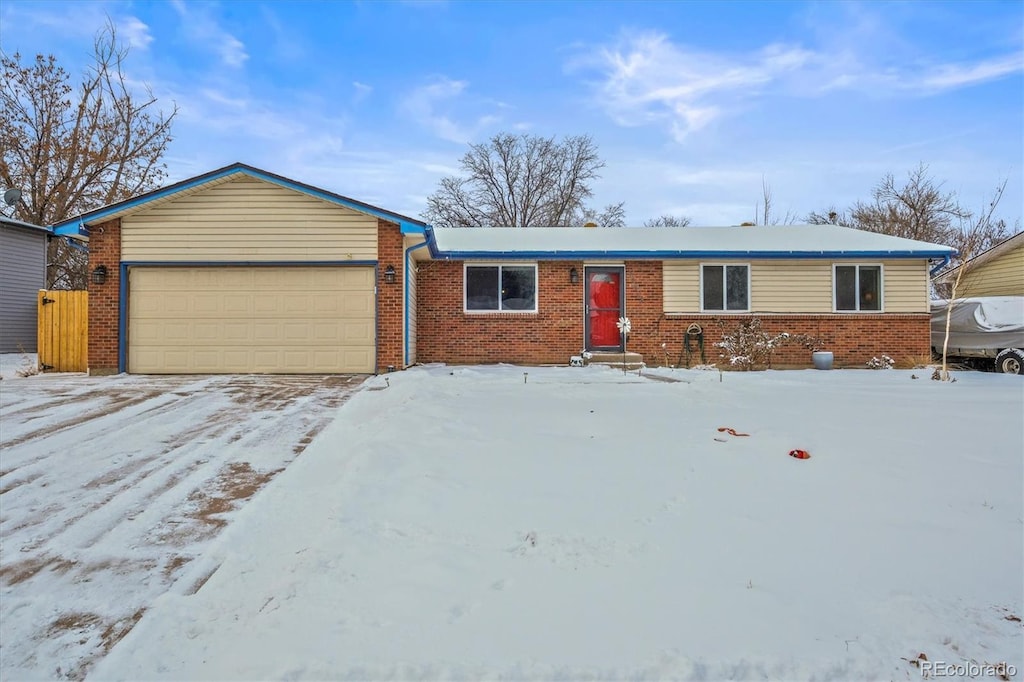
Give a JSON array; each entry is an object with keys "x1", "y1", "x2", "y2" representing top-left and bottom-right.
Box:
[
  {"x1": 353, "y1": 81, "x2": 373, "y2": 102},
  {"x1": 119, "y1": 16, "x2": 154, "y2": 51},
  {"x1": 574, "y1": 29, "x2": 1023, "y2": 143},
  {"x1": 171, "y1": 1, "x2": 248, "y2": 68},
  {"x1": 574, "y1": 32, "x2": 814, "y2": 141},
  {"x1": 918, "y1": 54, "x2": 1023, "y2": 91},
  {"x1": 400, "y1": 76, "x2": 501, "y2": 144}
]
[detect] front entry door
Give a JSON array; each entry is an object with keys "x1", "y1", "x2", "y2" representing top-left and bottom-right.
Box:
[{"x1": 585, "y1": 266, "x2": 625, "y2": 351}]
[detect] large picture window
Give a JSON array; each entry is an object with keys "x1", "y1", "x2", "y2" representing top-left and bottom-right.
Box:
[
  {"x1": 834, "y1": 265, "x2": 882, "y2": 311},
  {"x1": 465, "y1": 264, "x2": 537, "y2": 312},
  {"x1": 701, "y1": 264, "x2": 750, "y2": 312}
]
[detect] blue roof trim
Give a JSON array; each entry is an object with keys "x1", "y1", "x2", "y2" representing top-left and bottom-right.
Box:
[
  {"x1": 427, "y1": 249, "x2": 956, "y2": 260},
  {"x1": 51, "y1": 163, "x2": 429, "y2": 234}
]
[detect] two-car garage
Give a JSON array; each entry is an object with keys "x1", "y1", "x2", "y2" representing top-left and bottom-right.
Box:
[
  {"x1": 128, "y1": 266, "x2": 376, "y2": 374},
  {"x1": 54, "y1": 164, "x2": 422, "y2": 375}
]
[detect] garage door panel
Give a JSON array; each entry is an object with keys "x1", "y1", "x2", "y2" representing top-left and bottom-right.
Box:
[{"x1": 129, "y1": 266, "x2": 375, "y2": 373}]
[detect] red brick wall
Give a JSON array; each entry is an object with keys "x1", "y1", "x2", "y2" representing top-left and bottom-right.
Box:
[
  {"x1": 638, "y1": 313, "x2": 931, "y2": 369},
  {"x1": 87, "y1": 218, "x2": 121, "y2": 375},
  {"x1": 416, "y1": 259, "x2": 932, "y2": 368},
  {"x1": 376, "y1": 220, "x2": 404, "y2": 371},
  {"x1": 417, "y1": 260, "x2": 586, "y2": 364}
]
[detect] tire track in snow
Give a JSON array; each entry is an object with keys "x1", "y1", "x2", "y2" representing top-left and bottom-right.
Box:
[{"x1": 0, "y1": 373, "x2": 366, "y2": 682}]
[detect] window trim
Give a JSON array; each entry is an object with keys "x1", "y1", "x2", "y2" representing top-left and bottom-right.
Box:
[
  {"x1": 832, "y1": 263, "x2": 885, "y2": 313},
  {"x1": 462, "y1": 262, "x2": 539, "y2": 314},
  {"x1": 699, "y1": 262, "x2": 751, "y2": 313}
]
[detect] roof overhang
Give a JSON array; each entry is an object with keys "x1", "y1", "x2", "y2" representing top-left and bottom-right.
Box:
[
  {"x1": 1, "y1": 216, "x2": 51, "y2": 235},
  {"x1": 935, "y1": 231, "x2": 1024, "y2": 283}
]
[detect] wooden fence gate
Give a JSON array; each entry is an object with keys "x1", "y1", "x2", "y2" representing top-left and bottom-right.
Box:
[{"x1": 38, "y1": 290, "x2": 88, "y2": 372}]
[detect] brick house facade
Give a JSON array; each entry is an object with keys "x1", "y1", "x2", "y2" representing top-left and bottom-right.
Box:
[
  {"x1": 415, "y1": 259, "x2": 931, "y2": 369},
  {"x1": 53, "y1": 165, "x2": 948, "y2": 375}
]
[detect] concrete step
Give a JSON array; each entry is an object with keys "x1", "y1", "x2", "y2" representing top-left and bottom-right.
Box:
[{"x1": 586, "y1": 352, "x2": 644, "y2": 370}]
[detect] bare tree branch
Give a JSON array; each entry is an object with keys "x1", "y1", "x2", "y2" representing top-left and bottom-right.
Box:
[
  {"x1": 643, "y1": 214, "x2": 692, "y2": 227},
  {"x1": 422, "y1": 132, "x2": 619, "y2": 227},
  {"x1": 1, "y1": 20, "x2": 177, "y2": 288}
]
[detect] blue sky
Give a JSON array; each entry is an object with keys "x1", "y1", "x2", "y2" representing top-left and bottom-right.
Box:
[{"x1": 2, "y1": 0, "x2": 1022, "y2": 227}]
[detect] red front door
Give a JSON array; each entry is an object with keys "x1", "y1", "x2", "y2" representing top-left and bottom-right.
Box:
[{"x1": 586, "y1": 267, "x2": 623, "y2": 350}]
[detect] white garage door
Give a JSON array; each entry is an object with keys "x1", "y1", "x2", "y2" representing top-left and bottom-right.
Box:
[{"x1": 129, "y1": 267, "x2": 375, "y2": 373}]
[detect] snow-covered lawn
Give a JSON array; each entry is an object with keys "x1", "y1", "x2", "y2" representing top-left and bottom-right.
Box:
[
  {"x1": 66, "y1": 364, "x2": 1024, "y2": 681},
  {"x1": 0, "y1": 369, "x2": 366, "y2": 680}
]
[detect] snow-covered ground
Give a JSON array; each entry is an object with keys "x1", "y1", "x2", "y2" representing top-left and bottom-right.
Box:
[
  {"x1": 57, "y1": 364, "x2": 1021, "y2": 681},
  {"x1": 0, "y1": 352, "x2": 39, "y2": 380},
  {"x1": 0, "y1": 370, "x2": 366, "y2": 680}
]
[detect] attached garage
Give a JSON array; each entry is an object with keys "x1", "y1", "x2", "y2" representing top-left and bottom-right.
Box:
[
  {"x1": 129, "y1": 266, "x2": 375, "y2": 373},
  {"x1": 51, "y1": 163, "x2": 425, "y2": 375}
]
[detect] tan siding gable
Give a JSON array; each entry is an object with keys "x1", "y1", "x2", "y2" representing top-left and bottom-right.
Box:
[
  {"x1": 959, "y1": 245, "x2": 1024, "y2": 297},
  {"x1": 663, "y1": 259, "x2": 930, "y2": 313},
  {"x1": 122, "y1": 177, "x2": 378, "y2": 261}
]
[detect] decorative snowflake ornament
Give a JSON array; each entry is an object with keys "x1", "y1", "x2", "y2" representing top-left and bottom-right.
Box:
[{"x1": 616, "y1": 317, "x2": 632, "y2": 335}]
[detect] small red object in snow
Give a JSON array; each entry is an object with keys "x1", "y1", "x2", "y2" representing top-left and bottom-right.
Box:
[
  {"x1": 789, "y1": 449, "x2": 811, "y2": 459},
  {"x1": 717, "y1": 427, "x2": 750, "y2": 437}
]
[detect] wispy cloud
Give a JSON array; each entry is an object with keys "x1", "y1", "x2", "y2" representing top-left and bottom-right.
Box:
[
  {"x1": 400, "y1": 76, "x2": 501, "y2": 144},
  {"x1": 572, "y1": 32, "x2": 814, "y2": 141},
  {"x1": 918, "y1": 54, "x2": 1023, "y2": 91},
  {"x1": 171, "y1": 0, "x2": 248, "y2": 68},
  {"x1": 353, "y1": 81, "x2": 373, "y2": 102},
  {"x1": 119, "y1": 16, "x2": 153, "y2": 50},
  {"x1": 574, "y1": 27, "x2": 1023, "y2": 142}
]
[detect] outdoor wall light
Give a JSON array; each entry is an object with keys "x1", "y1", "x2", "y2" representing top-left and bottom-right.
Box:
[
  {"x1": 569, "y1": 267, "x2": 579, "y2": 285},
  {"x1": 91, "y1": 265, "x2": 108, "y2": 285},
  {"x1": 384, "y1": 265, "x2": 396, "y2": 284}
]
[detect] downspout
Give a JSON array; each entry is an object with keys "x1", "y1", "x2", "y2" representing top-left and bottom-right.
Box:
[
  {"x1": 929, "y1": 254, "x2": 951, "y2": 277},
  {"x1": 404, "y1": 240, "x2": 430, "y2": 367}
]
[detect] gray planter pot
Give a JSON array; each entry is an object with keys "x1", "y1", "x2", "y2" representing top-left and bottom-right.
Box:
[{"x1": 812, "y1": 351, "x2": 834, "y2": 370}]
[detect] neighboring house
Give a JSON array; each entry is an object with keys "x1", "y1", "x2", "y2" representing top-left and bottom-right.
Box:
[
  {"x1": 0, "y1": 216, "x2": 49, "y2": 353},
  {"x1": 935, "y1": 231, "x2": 1024, "y2": 298},
  {"x1": 51, "y1": 163, "x2": 956, "y2": 375}
]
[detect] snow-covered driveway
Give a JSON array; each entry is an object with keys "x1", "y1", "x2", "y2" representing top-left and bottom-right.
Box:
[
  {"x1": 81, "y1": 365, "x2": 1021, "y2": 681},
  {"x1": 0, "y1": 372, "x2": 365, "y2": 680}
]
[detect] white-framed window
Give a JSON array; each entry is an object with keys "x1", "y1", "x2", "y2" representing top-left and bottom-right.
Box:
[
  {"x1": 464, "y1": 263, "x2": 538, "y2": 312},
  {"x1": 701, "y1": 263, "x2": 750, "y2": 312},
  {"x1": 833, "y1": 264, "x2": 883, "y2": 312}
]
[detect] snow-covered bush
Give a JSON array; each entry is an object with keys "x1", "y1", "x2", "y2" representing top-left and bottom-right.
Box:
[
  {"x1": 866, "y1": 355, "x2": 895, "y2": 370},
  {"x1": 715, "y1": 318, "x2": 821, "y2": 370},
  {"x1": 716, "y1": 317, "x2": 794, "y2": 368}
]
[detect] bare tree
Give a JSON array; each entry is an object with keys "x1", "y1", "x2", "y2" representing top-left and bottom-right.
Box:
[
  {"x1": 423, "y1": 133, "x2": 622, "y2": 227},
  {"x1": 806, "y1": 207, "x2": 850, "y2": 225},
  {"x1": 935, "y1": 181, "x2": 1008, "y2": 380},
  {"x1": 1, "y1": 21, "x2": 177, "y2": 288},
  {"x1": 809, "y1": 165, "x2": 1011, "y2": 264},
  {"x1": 753, "y1": 178, "x2": 801, "y2": 225},
  {"x1": 578, "y1": 202, "x2": 626, "y2": 227},
  {"x1": 644, "y1": 214, "x2": 692, "y2": 227}
]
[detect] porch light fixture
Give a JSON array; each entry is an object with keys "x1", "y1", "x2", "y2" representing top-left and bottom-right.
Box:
[
  {"x1": 569, "y1": 267, "x2": 579, "y2": 284},
  {"x1": 91, "y1": 265, "x2": 108, "y2": 285},
  {"x1": 384, "y1": 265, "x2": 396, "y2": 284}
]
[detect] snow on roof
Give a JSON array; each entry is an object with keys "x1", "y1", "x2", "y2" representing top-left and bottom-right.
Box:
[{"x1": 427, "y1": 224, "x2": 956, "y2": 259}]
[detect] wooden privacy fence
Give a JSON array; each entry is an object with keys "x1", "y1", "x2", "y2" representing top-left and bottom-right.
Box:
[{"x1": 38, "y1": 290, "x2": 88, "y2": 372}]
